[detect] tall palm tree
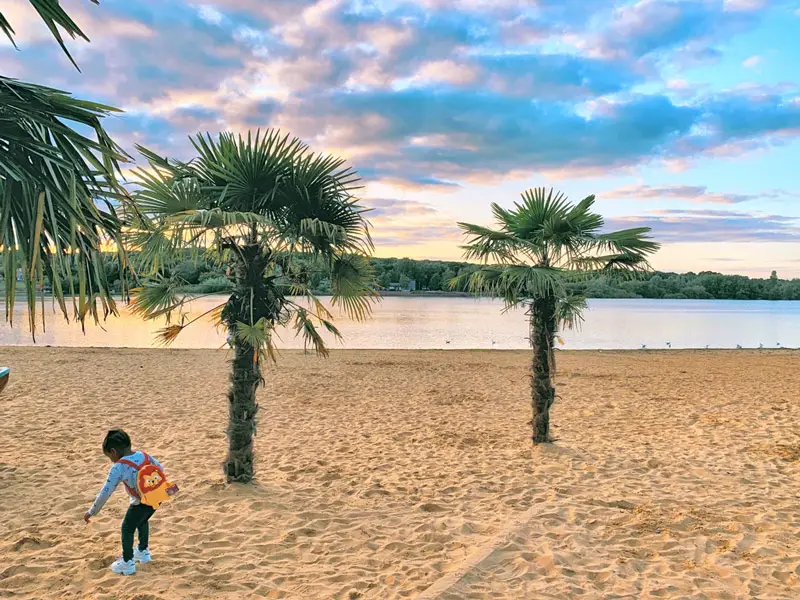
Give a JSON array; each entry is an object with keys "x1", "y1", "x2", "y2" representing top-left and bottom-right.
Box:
[
  {"x1": 457, "y1": 188, "x2": 659, "y2": 443},
  {"x1": 1, "y1": 1, "x2": 127, "y2": 337},
  {"x1": 126, "y1": 130, "x2": 377, "y2": 483}
]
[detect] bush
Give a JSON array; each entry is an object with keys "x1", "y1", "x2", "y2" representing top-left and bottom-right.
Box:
[
  {"x1": 199, "y1": 269, "x2": 225, "y2": 283},
  {"x1": 173, "y1": 261, "x2": 201, "y2": 285},
  {"x1": 183, "y1": 276, "x2": 233, "y2": 294}
]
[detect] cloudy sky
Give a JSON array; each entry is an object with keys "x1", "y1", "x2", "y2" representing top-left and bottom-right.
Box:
[{"x1": 2, "y1": 0, "x2": 799, "y2": 275}]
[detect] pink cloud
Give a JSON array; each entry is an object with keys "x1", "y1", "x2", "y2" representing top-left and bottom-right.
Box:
[{"x1": 742, "y1": 55, "x2": 762, "y2": 68}]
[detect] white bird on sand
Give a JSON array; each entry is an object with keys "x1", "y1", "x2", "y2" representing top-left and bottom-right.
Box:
[
  {"x1": 737, "y1": 344, "x2": 743, "y2": 349},
  {"x1": 759, "y1": 343, "x2": 764, "y2": 349}
]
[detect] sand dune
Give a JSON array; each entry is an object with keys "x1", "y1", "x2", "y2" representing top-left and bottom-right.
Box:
[{"x1": 0, "y1": 348, "x2": 798, "y2": 599}]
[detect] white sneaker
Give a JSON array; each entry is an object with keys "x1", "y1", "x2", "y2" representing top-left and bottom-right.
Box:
[
  {"x1": 110, "y1": 558, "x2": 136, "y2": 576},
  {"x1": 134, "y1": 548, "x2": 151, "y2": 564}
]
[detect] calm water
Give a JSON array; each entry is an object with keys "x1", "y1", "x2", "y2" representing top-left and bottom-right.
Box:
[{"x1": 1, "y1": 297, "x2": 799, "y2": 350}]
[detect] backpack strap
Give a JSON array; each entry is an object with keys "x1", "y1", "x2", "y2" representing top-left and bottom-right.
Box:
[
  {"x1": 117, "y1": 458, "x2": 140, "y2": 470},
  {"x1": 118, "y1": 453, "x2": 150, "y2": 470}
]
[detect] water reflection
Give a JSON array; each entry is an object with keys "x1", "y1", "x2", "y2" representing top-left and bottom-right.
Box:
[{"x1": 1, "y1": 297, "x2": 799, "y2": 350}]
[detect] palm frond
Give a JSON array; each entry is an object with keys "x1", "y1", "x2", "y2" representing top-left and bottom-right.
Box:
[
  {"x1": 234, "y1": 317, "x2": 277, "y2": 363},
  {"x1": 557, "y1": 294, "x2": 587, "y2": 331},
  {"x1": 329, "y1": 253, "x2": 379, "y2": 321},
  {"x1": 293, "y1": 308, "x2": 341, "y2": 357},
  {"x1": 129, "y1": 278, "x2": 183, "y2": 323},
  {"x1": 1, "y1": 0, "x2": 100, "y2": 71},
  {"x1": 1, "y1": 76, "x2": 127, "y2": 337},
  {"x1": 456, "y1": 265, "x2": 564, "y2": 307}
]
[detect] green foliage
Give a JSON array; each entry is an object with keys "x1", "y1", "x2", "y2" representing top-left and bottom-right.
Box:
[
  {"x1": 172, "y1": 260, "x2": 201, "y2": 285},
  {"x1": 125, "y1": 129, "x2": 376, "y2": 357},
  {"x1": 0, "y1": 1, "x2": 100, "y2": 71},
  {"x1": 1, "y1": 75, "x2": 126, "y2": 340},
  {"x1": 457, "y1": 188, "x2": 658, "y2": 316},
  {"x1": 67, "y1": 253, "x2": 800, "y2": 302}
]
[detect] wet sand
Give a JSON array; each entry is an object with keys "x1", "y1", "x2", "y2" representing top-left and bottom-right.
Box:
[{"x1": 0, "y1": 348, "x2": 798, "y2": 599}]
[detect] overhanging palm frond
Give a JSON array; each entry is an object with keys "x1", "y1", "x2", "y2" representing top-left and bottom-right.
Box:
[
  {"x1": 1, "y1": 77, "x2": 127, "y2": 337},
  {"x1": 0, "y1": 0, "x2": 100, "y2": 71}
]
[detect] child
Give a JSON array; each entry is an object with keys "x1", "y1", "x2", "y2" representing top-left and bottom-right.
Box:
[{"x1": 84, "y1": 429, "x2": 170, "y2": 576}]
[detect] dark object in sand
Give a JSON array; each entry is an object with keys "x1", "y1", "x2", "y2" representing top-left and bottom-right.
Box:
[{"x1": 0, "y1": 367, "x2": 9, "y2": 394}]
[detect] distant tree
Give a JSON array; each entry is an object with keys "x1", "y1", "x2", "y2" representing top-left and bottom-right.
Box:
[{"x1": 457, "y1": 188, "x2": 658, "y2": 443}]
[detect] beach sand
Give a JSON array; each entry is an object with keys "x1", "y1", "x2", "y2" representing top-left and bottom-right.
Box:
[{"x1": 0, "y1": 348, "x2": 798, "y2": 599}]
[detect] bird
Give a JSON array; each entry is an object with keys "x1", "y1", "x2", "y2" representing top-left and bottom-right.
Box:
[
  {"x1": 641, "y1": 344, "x2": 647, "y2": 350},
  {"x1": 736, "y1": 344, "x2": 743, "y2": 349},
  {"x1": 777, "y1": 342, "x2": 782, "y2": 348},
  {"x1": 759, "y1": 343, "x2": 764, "y2": 349},
  {"x1": 445, "y1": 340, "x2": 451, "y2": 345},
  {"x1": 666, "y1": 342, "x2": 672, "y2": 349},
  {"x1": 705, "y1": 345, "x2": 710, "y2": 350}
]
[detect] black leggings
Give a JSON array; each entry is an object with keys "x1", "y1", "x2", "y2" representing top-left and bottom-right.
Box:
[{"x1": 121, "y1": 503, "x2": 156, "y2": 562}]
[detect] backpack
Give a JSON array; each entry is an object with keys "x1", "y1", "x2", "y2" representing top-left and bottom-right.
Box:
[{"x1": 118, "y1": 453, "x2": 179, "y2": 509}]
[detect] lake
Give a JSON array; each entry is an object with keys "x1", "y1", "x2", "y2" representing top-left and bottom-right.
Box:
[{"x1": 1, "y1": 297, "x2": 799, "y2": 350}]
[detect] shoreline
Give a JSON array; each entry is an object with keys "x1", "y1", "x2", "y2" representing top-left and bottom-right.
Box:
[{"x1": 1, "y1": 345, "x2": 798, "y2": 353}]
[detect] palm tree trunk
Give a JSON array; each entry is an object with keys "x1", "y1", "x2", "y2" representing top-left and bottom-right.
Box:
[
  {"x1": 226, "y1": 332, "x2": 260, "y2": 482},
  {"x1": 223, "y1": 242, "x2": 269, "y2": 483},
  {"x1": 530, "y1": 296, "x2": 557, "y2": 444}
]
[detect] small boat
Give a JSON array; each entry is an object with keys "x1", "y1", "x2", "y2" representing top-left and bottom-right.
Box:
[{"x1": 0, "y1": 367, "x2": 9, "y2": 394}]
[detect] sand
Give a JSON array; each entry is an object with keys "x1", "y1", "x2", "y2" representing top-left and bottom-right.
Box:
[{"x1": 0, "y1": 348, "x2": 798, "y2": 600}]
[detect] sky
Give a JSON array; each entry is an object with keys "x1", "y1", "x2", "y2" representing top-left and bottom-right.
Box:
[{"x1": 2, "y1": 0, "x2": 799, "y2": 277}]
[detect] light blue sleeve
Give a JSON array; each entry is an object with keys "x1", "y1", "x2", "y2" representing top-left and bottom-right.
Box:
[{"x1": 88, "y1": 463, "x2": 123, "y2": 516}]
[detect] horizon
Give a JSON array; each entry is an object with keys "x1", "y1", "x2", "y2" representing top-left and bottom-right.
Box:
[{"x1": 2, "y1": 0, "x2": 799, "y2": 276}]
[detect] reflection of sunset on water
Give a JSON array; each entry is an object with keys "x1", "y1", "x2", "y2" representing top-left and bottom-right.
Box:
[{"x1": 2, "y1": 298, "x2": 799, "y2": 350}]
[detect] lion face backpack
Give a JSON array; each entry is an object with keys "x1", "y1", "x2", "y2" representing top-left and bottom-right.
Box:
[{"x1": 117, "y1": 454, "x2": 179, "y2": 508}]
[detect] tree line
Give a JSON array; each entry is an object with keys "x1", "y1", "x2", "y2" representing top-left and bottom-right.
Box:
[{"x1": 35, "y1": 255, "x2": 798, "y2": 301}]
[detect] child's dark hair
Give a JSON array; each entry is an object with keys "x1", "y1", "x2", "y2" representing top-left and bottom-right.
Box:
[{"x1": 103, "y1": 429, "x2": 131, "y2": 455}]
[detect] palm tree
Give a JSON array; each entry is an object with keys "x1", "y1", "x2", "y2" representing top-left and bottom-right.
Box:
[
  {"x1": 125, "y1": 130, "x2": 377, "y2": 483},
  {"x1": 1, "y1": 1, "x2": 127, "y2": 337},
  {"x1": 456, "y1": 188, "x2": 659, "y2": 444}
]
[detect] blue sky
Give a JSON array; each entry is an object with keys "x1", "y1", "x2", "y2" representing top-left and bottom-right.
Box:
[{"x1": 2, "y1": 0, "x2": 799, "y2": 275}]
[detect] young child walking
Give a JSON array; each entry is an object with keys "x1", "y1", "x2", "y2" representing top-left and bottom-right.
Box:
[{"x1": 84, "y1": 429, "x2": 177, "y2": 575}]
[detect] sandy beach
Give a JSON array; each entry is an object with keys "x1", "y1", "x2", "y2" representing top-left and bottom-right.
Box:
[{"x1": 0, "y1": 348, "x2": 798, "y2": 599}]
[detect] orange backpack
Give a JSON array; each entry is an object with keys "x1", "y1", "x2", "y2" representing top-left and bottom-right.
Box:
[{"x1": 118, "y1": 454, "x2": 179, "y2": 509}]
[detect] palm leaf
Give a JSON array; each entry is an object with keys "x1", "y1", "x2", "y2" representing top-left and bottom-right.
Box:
[
  {"x1": 0, "y1": 0, "x2": 100, "y2": 71},
  {"x1": 1, "y1": 77, "x2": 127, "y2": 337}
]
